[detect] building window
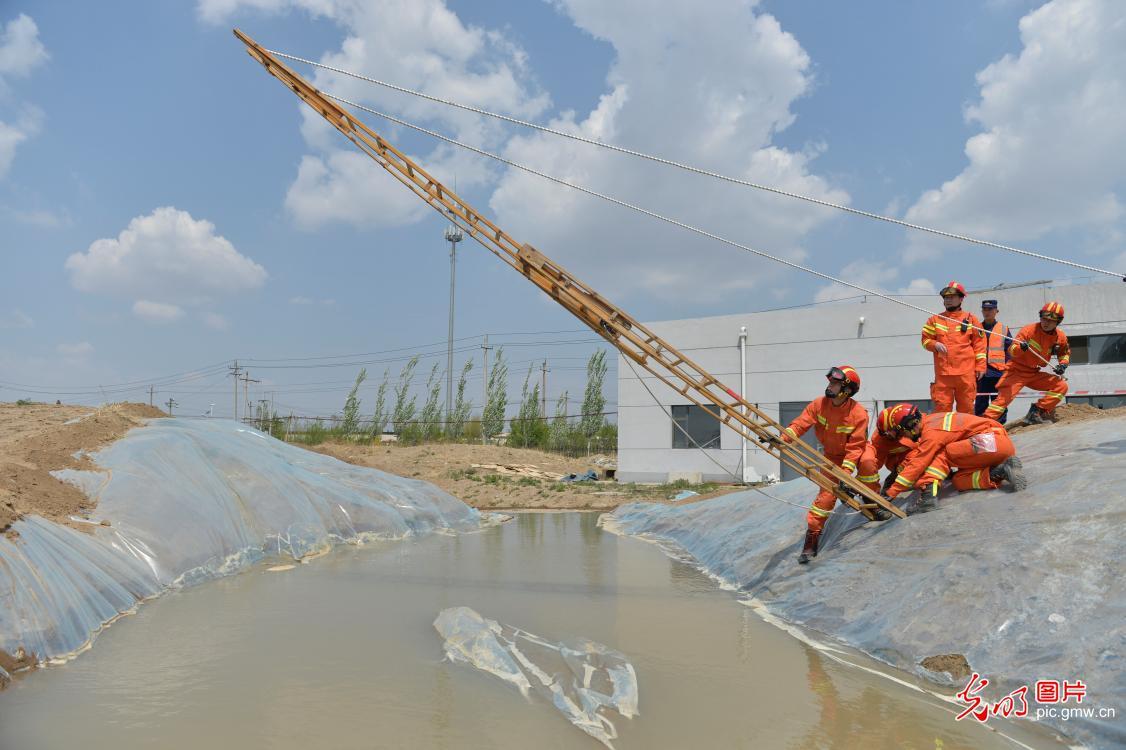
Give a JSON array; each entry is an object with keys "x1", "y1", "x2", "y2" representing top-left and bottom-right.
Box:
[
  {"x1": 1067, "y1": 334, "x2": 1126, "y2": 365},
  {"x1": 778, "y1": 401, "x2": 820, "y2": 481},
  {"x1": 1067, "y1": 395, "x2": 1126, "y2": 409},
  {"x1": 671, "y1": 405, "x2": 721, "y2": 449}
]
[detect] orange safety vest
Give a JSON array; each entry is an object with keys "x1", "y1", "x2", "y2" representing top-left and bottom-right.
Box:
[{"x1": 982, "y1": 320, "x2": 1011, "y2": 373}]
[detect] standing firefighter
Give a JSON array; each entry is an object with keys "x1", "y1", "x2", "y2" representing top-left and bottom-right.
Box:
[
  {"x1": 781, "y1": 366, "x2": 888, "y2": 565},
  {"x1": 986, "y1": 302, "x2": 1070, "y2": 425},
  {"x1": 882, "y1": 406, "x2": 1025, "y2": 511},
  {"x1": 975, "y1": 299, "x2": 1013, "y2": 423},
  {"x1": 922, "y1": 281, "x2": 986, "y2": 413}
]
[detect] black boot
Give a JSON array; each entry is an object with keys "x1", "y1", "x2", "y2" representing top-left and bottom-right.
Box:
[
  {"x1": 1024, "y1": 404, "x2": 1045, "y2": 425},
  {"x1": 871, "y1": 507, "x2": 892, "y2": 521},
  {"x1": 989, "y1": 458, "x2": 1027, "y2": 492},
  {"x1": 798, "y1": 529, "x2": 820, "y2": 564}
]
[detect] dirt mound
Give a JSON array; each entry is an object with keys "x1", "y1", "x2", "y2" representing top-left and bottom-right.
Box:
[
  {"x1": 1008, "y1": 402, "x2": 1125, "y2": 434},
  {"x1": 0, "y1": 402, "x2": 162, "y2": 535}
]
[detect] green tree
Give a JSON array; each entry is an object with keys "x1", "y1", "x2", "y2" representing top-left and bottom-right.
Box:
[
  {"x1": 391, "y1": 356, "x2": 420, "y2": 437},
  {"x1": 482, "y1": 348, "x2": 508, "y2": 441},
  {"x1": 340, "y1": 368, "x2": 367, "y2": 435},
  {"x1": 580, "y1": 350, "x2": 608, "y2": 437},
  {"x1": 418, "y1": 362, "x2": 443, "y2": 441},
  {"x1": 448, "y1": 359, "x2": 474, "y2": 439},
  {"x1": 509, "y1": 363, "x2": 546, "y2": 448},
  {"x1": 549, "y1": 390, "x2": 570, "y2": 451},
  {"x1": 368, "y1": 369, "x2": 390, "y2": 439}
]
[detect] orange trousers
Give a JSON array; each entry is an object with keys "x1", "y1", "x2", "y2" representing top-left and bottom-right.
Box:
[
  {"x1": 806, "y1": 450, "x2": 880, "y2": 534},
  {"x1": 985, "y1": 368, "x2": 1067, "y2": 419},
  {"x1": 932, "y1": 371, "x2": 977, "y2": 413},
  {"x1": 917, "y1": 426, "x2": 1015, "y2": 492}
]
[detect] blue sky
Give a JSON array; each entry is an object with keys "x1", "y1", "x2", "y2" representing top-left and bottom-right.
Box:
[{"x1": 1, "y1": 0, "x2": 1123, "y2": 419}]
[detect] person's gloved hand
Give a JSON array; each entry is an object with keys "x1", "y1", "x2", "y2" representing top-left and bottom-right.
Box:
[
  {"x1": 757, "y1": 433, "x2": 782, "y2": 447},
  {"x1": 881, "y1": 470, "x2": 899, "y2": 494},
  {"x1": 1053, "y1": 363, "x2": 1068, "y2": 376},
  {"x1": 1020, "y1": 340, "x2": 1031, "y2": 351}
]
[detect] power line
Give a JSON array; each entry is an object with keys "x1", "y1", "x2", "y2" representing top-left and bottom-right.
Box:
[{"x1": 268, "y1": 48, "x2": 1126, "y2": 281}]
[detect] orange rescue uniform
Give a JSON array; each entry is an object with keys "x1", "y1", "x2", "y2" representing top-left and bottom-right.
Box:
[
  {"x1": 886, "y1": 412, "x2": 1015, "y2": 499},
  {"x1": 865, "y1": 431, "x2": 916, "y2": 476},
  {"x1": 921, "y1": 310, "x2": 986, "y2": 413},
  {"x1": 783, "y1": 396, "x2": 872, "y2": 533},
  {"x1": 986, "y1": 323, "x2": 1070, "y2": 419}
]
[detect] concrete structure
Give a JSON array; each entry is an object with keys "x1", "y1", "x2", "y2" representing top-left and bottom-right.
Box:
[{"x1": 617, "y1": 280, "x2": 1126, "y2": 483}]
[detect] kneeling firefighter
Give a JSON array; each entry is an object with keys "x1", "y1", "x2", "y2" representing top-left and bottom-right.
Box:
[
  {"x1": 779, "y1": 366, "x2": 888, "y2": 565},
  {"x1": 882, "y1": 405, "x2": 1026, "y2": 511}
]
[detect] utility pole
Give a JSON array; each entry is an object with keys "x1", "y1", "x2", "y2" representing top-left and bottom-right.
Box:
[
  {"x1": 480, "y1": 335, "x2": 492, "y2": 446},
  {"x1": 258, "y1": 398, "x2": 270, "y2": 430},
  {"x1": 541, "y1": 360, "x2": 549, "y2": 416},
  {"x1": 165, "y1": 396, "x2": 177, "y2": 416},
  {"x1": 229, "y1": 360, "x2": 243, "y2": 421},
  {"x1": 240, "y1": 371, "x2": 260, "y2": 423},
  {"x1": 444, "y1": 221, "x2": 463, "y2": 429},
  {"x1": 149, "y1": 385, "x2": 154, "y2": 408}
]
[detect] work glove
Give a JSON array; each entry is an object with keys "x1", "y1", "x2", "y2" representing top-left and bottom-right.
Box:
[
  {"x1": 881, "y1": 471, "x2": 899, "y2": 494},
  {"x1": 757, "y1": 434, "x2": 782, "y2": 447},
  {"x1": 1019, "y1": 340, "x2": 1031, "y2": 351},
  {"x1": 1051, "y1": 344, "x2": 1060, "y2": 355},
  {"x1": 1053, "y1": 363, "x2": 1068, "y2": 376}
]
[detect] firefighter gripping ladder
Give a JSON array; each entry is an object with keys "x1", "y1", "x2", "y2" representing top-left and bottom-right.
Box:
[{"x1": 233, "y1": 30, "x2": 905, "y2": 522}]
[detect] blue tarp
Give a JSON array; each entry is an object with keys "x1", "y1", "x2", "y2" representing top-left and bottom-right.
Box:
[
  {"x1": 604, "y1": 418, "x2": 1126, "y2": 749},
  {"x1": 0, "y1": 418, "x2": 480, "y2": 666}
]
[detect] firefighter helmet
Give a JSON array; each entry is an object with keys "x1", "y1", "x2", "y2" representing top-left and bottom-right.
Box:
[
  {"x1": 878, "y1": 403, "x2": 921, "y2": 438},
  {"x1": 826, "y1": 365, "x2": 861, "y2": 397},
  {"x1": 940, "y1": 281, "x2": 967, "y2": 297},
  {"x1": 1040, "y1": 301, "x2": 1065, "y2": 321}
]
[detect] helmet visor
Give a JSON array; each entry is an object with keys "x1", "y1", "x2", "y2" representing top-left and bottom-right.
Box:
[
  {"x1": 826, "y1": 367, "x2": 847, "y2": 382},
  {"x1": 1040, "y1": 310, "x2": 1063, "y2": 322}
]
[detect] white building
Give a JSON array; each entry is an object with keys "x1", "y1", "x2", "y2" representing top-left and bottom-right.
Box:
[{"x1": 617, "y1": 280, "x2": 1126, "y2": 483}]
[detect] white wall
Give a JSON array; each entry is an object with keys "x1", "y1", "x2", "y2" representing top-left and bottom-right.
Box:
[{"x1": 618, "y1": 281, "x2": 1126, "y2": 483}]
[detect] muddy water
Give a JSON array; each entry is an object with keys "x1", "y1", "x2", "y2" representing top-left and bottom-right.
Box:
[{"x1": 0, "y1": 512, "x2": 1062, "y2": 749}]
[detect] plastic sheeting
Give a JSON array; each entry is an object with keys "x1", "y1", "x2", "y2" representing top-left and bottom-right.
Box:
[
  {"x1": 0, "y1": 418, "x2": 481, "y2": 667},
  {"x1": 434, "y1": 606, "x2": 638, "y2": 747},
  {"x1": 605, "y1": 419, "x2": 1126, "y2": 750}
]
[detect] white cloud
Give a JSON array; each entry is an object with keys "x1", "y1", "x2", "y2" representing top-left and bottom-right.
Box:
[
  {"x1": 66, "y1": 207, "x2": 267, "y2": 314},
  {"x1": 133, "y1": 300, "x2": 185, "y2": 322},
  {"x1": 1, "y1": 204, "x2": 67, "y2": 227},
  {"x1": 0, "y1": 14, "x2": 48, "y2": 79},
  {"x1": 289, "y1": 295, "x2": 313, "y2": 305},
  {"x1": 0, "y1": 309, "x2": 32, "y2": 328},
  {"x1": 903, "y1": 0, "x2": 1126, "y2": 266},
  {"x1": 814, "y1": 260, "x2": 936, "y2": 304},
  {"x1": 202, "y1": 311, "x2": 229, "y2": 330},
  {"x1": 488, "y1": 0, "x2": 848, "y2": 301},
  {"x1": 57, "y1": 341, "x2": 94, "y2": 358},
  {"x1": 207, "y1": 0, "x2": 548, "y2": 230},
  {"x1": 0, "y1": 15, "x2": 47, "y2": 179}
]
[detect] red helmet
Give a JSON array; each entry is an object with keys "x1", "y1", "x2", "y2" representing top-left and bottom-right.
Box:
[
  {"x1": 1040, "y1": 301, "x2": 1065, "y2": 321},
  {"x1": 940, "y1": 281, "x2": 967, "y2": 297},
  {"x1": 878, "y1": 403, "x2": 921, "y2": 438},
  {"x1": 826, "y1": 365, "x2": 861, "y2": 396}
]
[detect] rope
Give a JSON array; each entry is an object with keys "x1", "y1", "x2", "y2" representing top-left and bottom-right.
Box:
[
  {"x1": 269, "y1": 49, "x2": 1126, "y2": 282},
  {"x1": 624, "y1": 358, "x2": 808, "y2": 513},
  {"x1": 324, "y1": 91, "x2": 1057, "y2": 368}
]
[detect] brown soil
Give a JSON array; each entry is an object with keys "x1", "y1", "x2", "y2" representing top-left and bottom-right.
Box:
[
  {"x1": 920, "y1": 653, "x2": 972, "y2": 681},
  {"x1": 307, "y1": 441, "x2": 743, "y2": 511},
  {"x1": 0, "y1": 402, "x2": 164, "y2": 536},
  {"x1": 1008, "y1": 402, "x2": 1126, "y2": 434}
]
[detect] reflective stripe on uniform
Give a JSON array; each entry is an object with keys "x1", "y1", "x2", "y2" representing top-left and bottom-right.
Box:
[
  {"x1": 857, "y1": 474, "x2": 879, "y2": 483},
  {"x1": 986, "y1": 402, "x2": 1005, "y2": 413},
  {"x1": 942, "y1": 413, "x2": 956, "y2": 431},
  {"x1": 841, "y1": 460, "x2": 857, "y2": 472},
  {"x1": 975, "y1": 353, "x2": 987, "y2": 360},
  {"x1": 889, "y1": 446, "x2": 908, "y2": 454},
  {"x1": 1029, "y1": 339, "x2": 1044, "y2": 353},
  {"x1": 834, "y1": 425, "x2": 855, "y2": 433},
  {"x1": 894, "y1": 474, "x2": 914, "y2": 488},
  {"x1": 922, "y1": 325, "x2": 937, "y2": 334},
  {"x1": 971, "y1": 469, "x2": 984, "y2": 490},
  {"x1": 1045, "y1": 391, "x2": 1065, "y2": 401},
  {"x1": 808, "y1": 504, "x2": 832, "y2": 518},
  {"x1": 784, "y1": 427, "x2": 797, "y2": 438},
  {"x1": 816, "y1": 415, "x2": 828, "y2": 426},
  {"x1": 925, "y1": 466, "x2": 949, "y2": 480},
  {"x1": 934, "y1": 322, "x2": 949, "y2": 332}
]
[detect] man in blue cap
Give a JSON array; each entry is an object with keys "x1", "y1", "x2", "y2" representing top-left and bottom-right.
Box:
[{"x1": 975, "y1": 299, "x2": 1013, "y2": 423}]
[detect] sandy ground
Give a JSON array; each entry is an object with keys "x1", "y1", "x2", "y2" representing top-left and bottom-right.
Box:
[
  {"x1": 1006, "y1": 401, "x2": 1125, "y2": 433},
  {"x1": 308, "y1": 441, "x2": 743, "y2": 511},
  {"x1": 0, "y1": 402, "x2": 165, "y2": 536}
]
